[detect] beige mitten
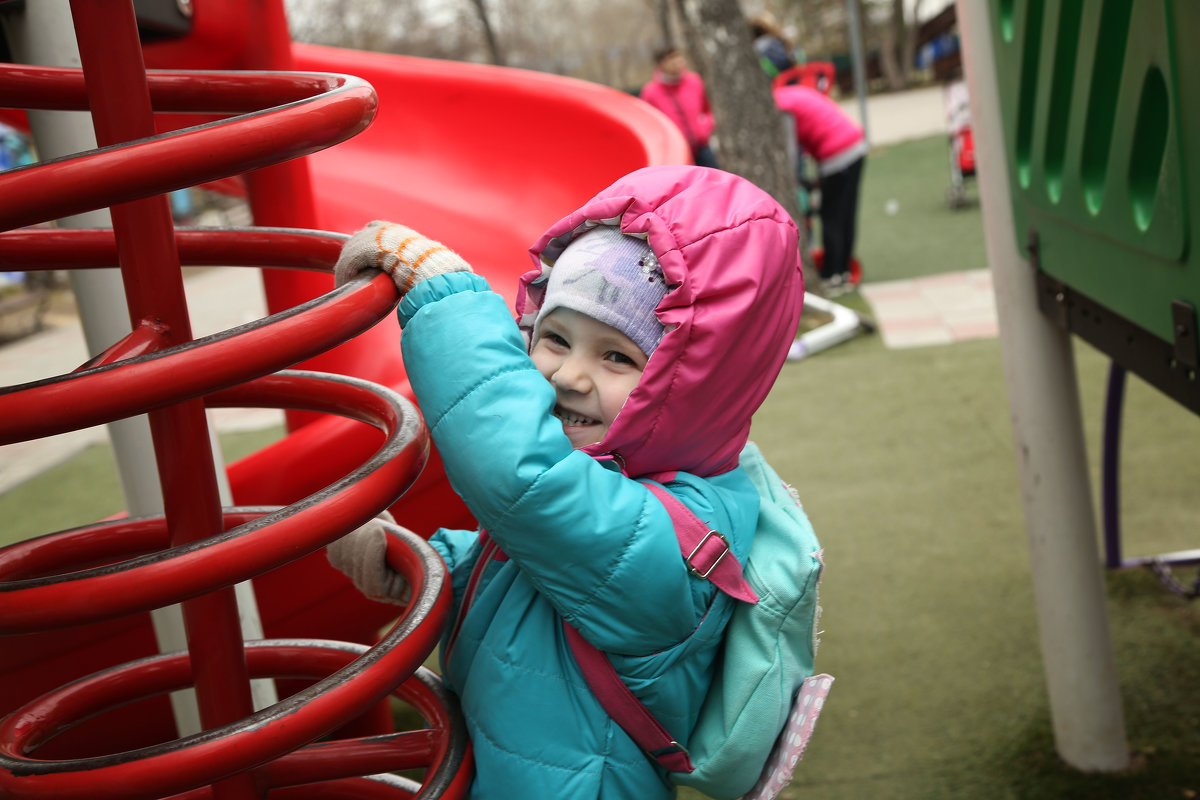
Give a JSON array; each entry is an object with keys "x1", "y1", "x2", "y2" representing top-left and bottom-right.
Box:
[
  {"x1": 334, "y1": 220, "x2": 473, "y2": 294},
  {"x1": 326, "y1": 510, "x2": 412, "y2": 605}
]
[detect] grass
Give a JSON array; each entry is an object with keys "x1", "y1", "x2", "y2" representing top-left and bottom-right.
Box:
[
  {"x1": 0, "y1": 425, "x2": 284, "y2": 546},
  {"x1": 854, "y1": 133, "x2": 989, "y2": 282},
  {"x1": 698, "y1": 135, "x2": 1199, "y2": 798},
  {"x1": 4, "y1": 134, "x2": 1199, "y2": 798},
  {"x1": 744, "y1": 334, "x2": 1200, "y2": 799}
]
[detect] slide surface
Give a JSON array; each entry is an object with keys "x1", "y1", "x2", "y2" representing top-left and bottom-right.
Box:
[{"x1": 296, "y1": 43, "x2": 688, "y2": 307}]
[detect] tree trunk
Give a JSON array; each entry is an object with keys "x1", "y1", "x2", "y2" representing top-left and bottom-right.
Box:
[
  {"x1": 652, "y1": 0, "x2": 675, "y2": 47},
  {"x1": 878, "y1": 0, "x2": 919, "y2": 90},
  {"x1": 877, "y1": 23, "x2": 902, "y2": 90},
  {"x1": 671, "y1": 0, "x2": 804, "y2": 246},
  {"x1": 470, "y1": 0, "x2": 506, "y2": 66},
  {"x1": 901, "y1": 0, "x2": 924, "y2": 86}
]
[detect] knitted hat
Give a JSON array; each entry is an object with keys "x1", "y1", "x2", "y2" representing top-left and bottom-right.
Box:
[{"x1": 535, "y1": 226, "x2": 669, "y2": 357}]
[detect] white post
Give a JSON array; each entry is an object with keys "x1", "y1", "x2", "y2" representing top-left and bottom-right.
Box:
[
  {"x1": 1, "y1": 0, "x2": 276, "y2": 734},
  {"x1": 955, "y1": 0, "x2": 1129, "y2": 771}
]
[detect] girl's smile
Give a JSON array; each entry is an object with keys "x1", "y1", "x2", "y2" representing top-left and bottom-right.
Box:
[{"x1": 530, "y1": 308, "x2": 649, "y2": 448}]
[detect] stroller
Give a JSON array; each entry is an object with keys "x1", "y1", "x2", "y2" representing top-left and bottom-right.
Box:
[{"x1": 943, "y1": 79, "x2": 976, "y2": 209}]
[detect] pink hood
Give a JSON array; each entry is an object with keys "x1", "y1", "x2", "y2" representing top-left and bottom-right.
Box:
[{"x1": 516, "y1": 166, "x2": 803, "y2": 478}]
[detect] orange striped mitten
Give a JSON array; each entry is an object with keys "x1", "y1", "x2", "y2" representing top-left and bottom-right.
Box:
[{"x1": 334, "y1": 220, "x2": 473, "y2": 294}]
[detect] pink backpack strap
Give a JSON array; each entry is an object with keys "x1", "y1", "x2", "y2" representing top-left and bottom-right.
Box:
[
  {"x1": 564, "y1": 481, "x2": 757, "y2": 771},
  {"x1": 564, "y1": 622, "x2": 695, "y2": 773},
  {"x1": 642, "y1": 482, "x2": 758, "y2": 604}
]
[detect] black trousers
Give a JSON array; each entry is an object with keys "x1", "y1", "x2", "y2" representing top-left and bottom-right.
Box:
[
  {"x1": 693, "y1": 144, "x2": 719, "y2": 169},
  {"x1": 818, "y1": 156, "x2": 864, "y2": 279}
]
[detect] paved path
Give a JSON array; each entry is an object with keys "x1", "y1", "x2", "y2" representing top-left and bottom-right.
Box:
[
  {"x1": 839, "y1": 83, "x2": 948, "y2": 147},
  {"x1": 859, "y1": 269, "x2": 998, "y2": 349},
  {"x1": 0, "y1": 267, "x2": 282, "y2": 494}
]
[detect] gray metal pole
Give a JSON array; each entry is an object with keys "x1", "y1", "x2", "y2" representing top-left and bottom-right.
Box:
[
  {"x1": 844, "y1": 0, "x2": 870, "y2": 145},
  {"x1": 955, "y1": 0, "x2": 1129, "y2": 772}
]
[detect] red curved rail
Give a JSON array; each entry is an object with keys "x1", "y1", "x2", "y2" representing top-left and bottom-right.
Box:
[
  {"x1": 0, "y1": 231, "x2": 402, "y2": 444},
  {"x1": 0, "y1": 66, "x2": 375, "y2": 232},
  {"x1": 0, "y1": 371, "x2": 429, "y2": 633},
  {"x1": 0, "y1": 530, "x2": 456, "y2": 799},
  {"x1": 0, "y1": 1, "x2": 467, "y2": 797}
]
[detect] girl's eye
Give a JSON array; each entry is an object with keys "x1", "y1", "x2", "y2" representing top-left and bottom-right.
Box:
[
  {"x1": 542, "y1": 332, "x2": 568, "y2": 348},
  {"x1": 605, "y1": 350, "x2": 637, "y2": 366}
]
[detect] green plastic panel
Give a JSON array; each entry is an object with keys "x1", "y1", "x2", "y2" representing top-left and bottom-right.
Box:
[{"x1": 988, "y1": 0, "x2": 1196, "y2": 346}]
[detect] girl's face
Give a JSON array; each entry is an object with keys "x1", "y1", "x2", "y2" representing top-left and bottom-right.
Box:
[
  {"x1": 658, "y1": 51, "x2": 687, "y2": 79},
  {"x1": 530, "y1": 308, "x2": 649, "y2": 449}
]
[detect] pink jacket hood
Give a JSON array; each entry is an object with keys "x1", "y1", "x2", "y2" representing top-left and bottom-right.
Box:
[{"x1": 516, "y1": 165, "x2": 803, "y2": 478}]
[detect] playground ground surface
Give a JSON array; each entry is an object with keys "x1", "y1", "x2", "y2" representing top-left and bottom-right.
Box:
[{"x1": 3, "y1": 96, "x2": 1199, "y2": 797}]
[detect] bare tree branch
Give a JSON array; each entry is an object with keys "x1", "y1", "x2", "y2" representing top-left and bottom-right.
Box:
[
  {"x1": 650, "y1": 0, "x2": 675, "y2": 46},
  {"x1": 469, "y1": 0, "x2": 506, "y2": 66}
]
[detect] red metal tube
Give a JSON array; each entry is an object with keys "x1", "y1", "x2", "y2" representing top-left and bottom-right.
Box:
[
  {"x1": 265, "y1": 732, "x2": 441, "y2": 784},
  {"x1": 0, "y1": 69, "x2": 374, "y2": 233},
  {"x1": 0, "y1": 273, "x2": 399, "y2": 445},
  {"x1": 0, "y1": 63, "x2": 356, "y2": 113},
  {"x1": 0, "y1": 227, "x2": 346, "y2": 273},
  {"x1": 0, "y1": 372, "x2": 429, "y2": 633},
  {"x1": 0, "y1": 529, "x2": 454, "y2": 799},
  {"x1": 0, "y1": 511, "x2": 264, "y2": 580},
  {"x1": 71, "y1": 6, "x2": 256, "y2": 789},
  {"x1": 80, "y1": 318, "x2": 172, "y2": 369},
  {"x1": 0, "y1": 2, "x2": 467, "y2": 796}
]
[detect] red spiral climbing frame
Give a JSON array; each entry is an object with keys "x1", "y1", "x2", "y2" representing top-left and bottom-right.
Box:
[{"x1": 0, "y1": 1, "x2": 469, "y2": 797}]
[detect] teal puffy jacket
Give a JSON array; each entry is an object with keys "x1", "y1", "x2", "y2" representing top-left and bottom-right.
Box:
[{"x1": 398, "y1": 166, "x2": 803, "y2": 799}]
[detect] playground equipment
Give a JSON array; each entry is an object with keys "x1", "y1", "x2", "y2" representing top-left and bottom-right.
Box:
[
  {"x1": 943, "y1": 78, "x2": 976, "y2": 209},
  {"x1": 0, "y1": 0, "x2": 687, "y2": 796},
  {"x1": 958, "y1": 0, "x2": 1199, "y2": 772},
  {"x1": 787, "y1": 292, "x2": 874, "y2": 362},
  {"x1": 772, "y1": 62, "x2": 837, "y2": 94}
]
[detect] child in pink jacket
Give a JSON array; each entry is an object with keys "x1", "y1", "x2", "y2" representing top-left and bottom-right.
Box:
[
  {"x1": 774, "y1": 84, "x2": 868, "y2": 296},
  {"x1": 640, "y1": 47, "x2": 719, "y2": 169}
]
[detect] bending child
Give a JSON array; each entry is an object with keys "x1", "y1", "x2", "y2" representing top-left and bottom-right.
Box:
[
  {"x1": 329, "y1": 165, "x2": 804, "y2": 799},
  {"x1": 773, "y1": 84, "x2": 867, "y2": 297}
]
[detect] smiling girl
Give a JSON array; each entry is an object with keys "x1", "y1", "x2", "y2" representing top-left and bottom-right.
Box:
[{"x1": 328, "y1": 165, "x2": 805, "y2": 799}]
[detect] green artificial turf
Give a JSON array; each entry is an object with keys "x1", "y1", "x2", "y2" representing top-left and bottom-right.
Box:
[
  {"x1": 851, "y1": 134, "x2": 989, "y2": 283},
  {"x1": 736, "y1": 336, "x2": 1200, "y2": 799},
  {"x1": 4, "y1": 135, "x2": 1198, "y2": 798},
  {"x1": 1, "y1": 441, "x2": 126, "y2": 547},
  {"x1": 0, "y1": 424, "x2": 284, "y2": 547}
]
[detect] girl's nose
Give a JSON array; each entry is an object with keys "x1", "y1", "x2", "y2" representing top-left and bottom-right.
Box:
[{"x1": 552, "y1": 356, "x2": 590, "y2": 393}]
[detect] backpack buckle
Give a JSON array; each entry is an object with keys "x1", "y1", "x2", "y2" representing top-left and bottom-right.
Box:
[{"x1": 686, "y1": 529, "x2": 731, "y2": 579}]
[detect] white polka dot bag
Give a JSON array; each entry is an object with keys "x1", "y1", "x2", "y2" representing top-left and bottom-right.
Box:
[{"x1": 744, "y1": 673, "x2": 835, "y2": 800}]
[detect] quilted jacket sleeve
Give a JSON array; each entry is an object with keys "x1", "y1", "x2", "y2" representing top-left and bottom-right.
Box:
[{"x1": 397, "y1": 273, "x2": 754, "y2": 654}]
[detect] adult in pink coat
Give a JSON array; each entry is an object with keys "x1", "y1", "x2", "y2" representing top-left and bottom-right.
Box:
[
  {"x1": 640, "y1": 47, "x2": 719, "y2": 169},
  {"x1": 774, "y1": 84, "x2": 868, "y2": 295}
]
